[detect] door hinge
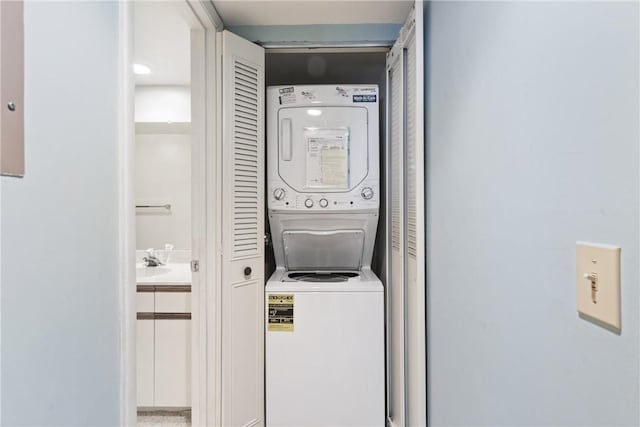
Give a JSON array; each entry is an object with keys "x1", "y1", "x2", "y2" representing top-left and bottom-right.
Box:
[{"x1": 191, "y1": 260, "x2": 200, "y2": 273}]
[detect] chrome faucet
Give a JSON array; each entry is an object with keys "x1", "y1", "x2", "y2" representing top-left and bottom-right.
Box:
[{"x1": 142, "y1": 249, "x2": 163, "y2": 267}]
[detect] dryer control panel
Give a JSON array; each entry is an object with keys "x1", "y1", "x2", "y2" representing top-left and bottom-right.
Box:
[{"x1": 268, "y1": 180, "x2": 379, "y2": 212}]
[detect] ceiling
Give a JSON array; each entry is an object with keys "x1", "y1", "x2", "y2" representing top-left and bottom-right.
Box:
[
  {"x1": 133, "y1": 0, "x2": 413, "y2": 86},
  {"x1": 134, "y1": 1, "x2": 196, "y2": 86},
  {"x1": 212, "y1": 1, "x2": 413, "y2": 26}
]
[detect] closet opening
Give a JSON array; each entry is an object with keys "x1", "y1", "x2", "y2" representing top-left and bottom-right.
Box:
[
  {"x1": 213, "y1": 5, "x2": 424, "y2": 424},
  {"x1": 263, "y1": 48, "x2": 389, "y2": 283}
]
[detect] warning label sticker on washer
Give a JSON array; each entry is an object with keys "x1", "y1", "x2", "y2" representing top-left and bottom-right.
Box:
[
  {"x1": 278, "y1": 87, "x2": 296, "y2": 105},
  {"x1": 268, "y1": 294, "x2": 294, "y2": 332}
]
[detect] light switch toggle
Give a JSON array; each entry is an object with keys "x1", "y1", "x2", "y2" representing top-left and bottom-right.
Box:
[
  {"x1": 584, "y1": 272, "x2": 598, "y2": 304},
  {"x1": 576, "y1": 242, "x2": 621, "y2": 330}
]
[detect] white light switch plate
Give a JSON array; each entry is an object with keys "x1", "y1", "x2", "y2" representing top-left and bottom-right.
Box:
[{"x1": 576, "y1": 242, "x2": 621, "y2": 330}]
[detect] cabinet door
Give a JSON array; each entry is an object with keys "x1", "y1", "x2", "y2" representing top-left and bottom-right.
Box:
[
  {"x1": 136, "y1": 319, "x2": 154, "y2": 407},
  {"x1": 154, "y1": 318, "x2": 191, "y2": 407},
  {"x1": 155, "y1": 291, "x2": 191, "y2": 312}
]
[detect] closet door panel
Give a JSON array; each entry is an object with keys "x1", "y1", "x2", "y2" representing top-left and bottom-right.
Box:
[
  {"x1": 386, "y1": 4, "x2": 426, "y2": 426},
  {"x1": 219, "y1": 29, "x2": 265, "y2": 427},
  {"x1": 387, "y1": 48, "x2": 406, "y2": 427}
]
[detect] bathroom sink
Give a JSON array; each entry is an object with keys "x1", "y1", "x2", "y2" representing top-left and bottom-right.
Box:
[
  {"x1": 136, "y1": 266, "x2": 171, "y2": 278},
  {"x1": 135, "y1": 263, "x2": 191, "y2": 284}
]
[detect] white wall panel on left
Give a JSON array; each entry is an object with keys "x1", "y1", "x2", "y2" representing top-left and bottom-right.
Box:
[{"x1": 1, "y1": 2, "x2": 120, "y2": 425}]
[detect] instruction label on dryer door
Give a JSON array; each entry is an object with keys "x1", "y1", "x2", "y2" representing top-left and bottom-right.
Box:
[
  {"x1": 305, "y1": 128, "x2": 349, "y2": 189},
  {"x1": 268, "y1": 294, "x2": 294, "y2": 332}
]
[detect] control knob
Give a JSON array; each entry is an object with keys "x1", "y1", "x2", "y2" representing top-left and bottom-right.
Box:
[
  {"x1": 361, "y1": 187, "x2": 374, "y2": 200},
  {"x1": 273, "y1": 188, "x2": 286, "y2": 200},
  {"x1": 304, "y1": 199, "x2": 314, "y2": 208},
  {"x1": 319, "y1": 198, "x2": 328, "y2": 208}
]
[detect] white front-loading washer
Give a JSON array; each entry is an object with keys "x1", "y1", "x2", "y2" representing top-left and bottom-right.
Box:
[{"x1": 265, "y1": 85, "x2": 384, "y2": 427}]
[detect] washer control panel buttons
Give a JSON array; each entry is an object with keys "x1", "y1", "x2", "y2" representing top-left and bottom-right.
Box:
[
  {"x1": 304, "y1": 199, "x2": 314, "y2": 208},
  {"x1": 319, "y1": 198, "x2": 328, "y2": 208},
  {"x1": 361, "y1": 187, "x2": 374, "y2": 200},
  {"x1": 273, "y1": 188, "x2": 286, "y2": 200}
]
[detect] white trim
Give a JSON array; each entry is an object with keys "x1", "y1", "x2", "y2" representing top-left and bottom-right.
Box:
[
  {"x1": 117, "y1": 1, "x2": 136, "y2": 426},
  {"x1": 186, "y1": 2, "x2": 221, "y2": 425},
  {"x1": 411, "y1": 1, "x2": 427, "y2": 426},
  {"x1": 384, "y1": 44, "x2": 392, "y2": 427},
  {"x1": 121, "y1": 1, "x2": 219, "y2": 425},
  {"x1": 265, "y1": 46, "x2": 390, "y2": 54},
  {"x1": 187, "y1": 0, "x2": 224, "y2": 31},
  {"x1": 189, "y1": 22, "x2": 221, "y2": 427},
  {"x1": 190, "y1": 27, "x2": 207, "y2": 427},
  {"x1": 259, "y1": 41, "x2": 394, "y2": 49},
  {"x1": 212, "y1": 31, "x2": 224, "y2": 426}
]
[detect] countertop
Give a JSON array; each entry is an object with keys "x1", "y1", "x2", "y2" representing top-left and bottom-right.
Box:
[{"x1": 136, "y1": 263, "x2": 192, "y2": 284}]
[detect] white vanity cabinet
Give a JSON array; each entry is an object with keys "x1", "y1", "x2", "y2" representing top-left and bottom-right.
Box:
[
  {"x1": 155, "y1": 317, "x2": 191, "y2": 406},
  {"x1": 136, "y1": 292, "x2": 155, "y2": 407},
  {"x1": 136, "y1": 285, "x2": 191, "y2": 409}
]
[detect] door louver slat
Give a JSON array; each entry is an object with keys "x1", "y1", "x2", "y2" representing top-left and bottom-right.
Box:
[
  {"x1": 390, "y1": 66, "x2": 402, "y2": 252},
  {"x1": 232, "y1": 58, "x2": 260, "y2": 258},
  {"x1": 406, "y1": 38, "x2": 417, "y2": 259}
]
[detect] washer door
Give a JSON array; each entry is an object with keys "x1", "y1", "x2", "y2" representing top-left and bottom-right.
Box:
[
  {"x1": 277, "y1": 106, "x2": 369, "y2": 192},
  {"x1": 283, "y1": 229, "x2": 364, "y2": 270}
]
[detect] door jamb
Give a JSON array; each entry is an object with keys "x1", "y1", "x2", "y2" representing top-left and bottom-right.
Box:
[
  {"x1": 118, "y1": 1, "x2": 223, "y2": 426},
  {"x1": 117, "y1": 1, "x2": 135, "y2": 425},
  {"x1": 187, "y1": 1, "x2": 224, "y2": 425},
  {"x1": 188, "y1": 2, "x2": 224, "y2": 425},
  {"x1": 117, "y1": 1, "x2": 424, "y2": 425}
]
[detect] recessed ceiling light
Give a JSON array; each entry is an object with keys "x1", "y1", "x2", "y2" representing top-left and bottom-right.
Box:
[{"x1": 133, "y1": 63, "x2": 151, "y2": 75}]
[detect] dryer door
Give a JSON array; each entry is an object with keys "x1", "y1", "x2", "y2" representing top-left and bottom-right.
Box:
[{"x1": 277, "y1": 106, "x2": 369, "y2": 192}]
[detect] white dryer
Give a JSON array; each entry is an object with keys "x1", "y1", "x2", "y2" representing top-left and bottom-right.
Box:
[{"x1": 265, "y1": 85, "x2": 384, "y2": 427}]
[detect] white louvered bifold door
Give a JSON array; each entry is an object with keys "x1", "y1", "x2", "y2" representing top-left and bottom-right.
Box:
[
  {"x1": 220, "y1": 30, "x2": 265, "y2": 427},
  {"x1": 387, "y1": 42, "x2": 406, "y2": 427},
  {"x1": 404, "y1": 10, "x2": 427, "y2": 426},
  {"x1": 387, "y1": 3, "x2": 426, "y2": 427}
]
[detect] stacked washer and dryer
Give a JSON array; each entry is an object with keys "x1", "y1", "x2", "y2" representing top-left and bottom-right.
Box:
[{"x1": 265, "y1": 85, "x2": 384, "y2": 427}]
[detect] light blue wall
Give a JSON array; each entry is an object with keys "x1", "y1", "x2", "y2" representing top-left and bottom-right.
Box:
[
  {"x1": 228, "y1": 24, "x2": 401, "y2": 45},
  {"x1": 425, "y1": 1, "x2": 639, "y2": 425},
  {"x1": 1, "y1": 2, "x2": 120, "y2": 425}
]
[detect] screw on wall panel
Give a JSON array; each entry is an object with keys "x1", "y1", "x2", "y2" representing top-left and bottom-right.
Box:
[{"x1": 7, "y1": 102, "x2": 15, "y2": 111}]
